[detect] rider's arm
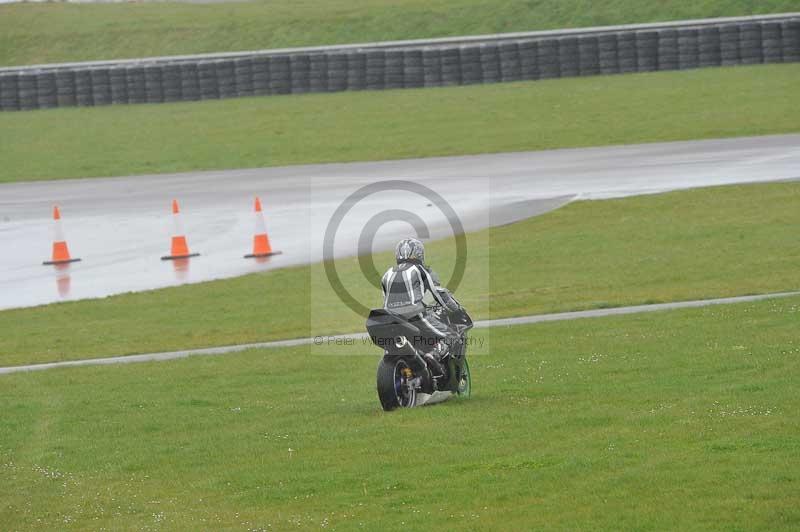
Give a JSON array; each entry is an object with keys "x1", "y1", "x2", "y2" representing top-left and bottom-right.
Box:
[
  {"x1": 420, "y1": 266, "x2": 461, "y2": 312},
  {"x1": 380, "y1": 269, "x2": 390, "y2": 297}
]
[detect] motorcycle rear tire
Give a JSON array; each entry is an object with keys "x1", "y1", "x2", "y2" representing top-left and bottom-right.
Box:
[
  {"x1": 377, "y1": 358, "x2": 416, "y2": 411},
  {"x1": 457, "y1": 357, "x2": 471, "y2": 398}
]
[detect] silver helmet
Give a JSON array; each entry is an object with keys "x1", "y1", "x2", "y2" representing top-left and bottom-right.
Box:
[{"x1": 395, "y1": 238, "x2": 425, "y2": 264}]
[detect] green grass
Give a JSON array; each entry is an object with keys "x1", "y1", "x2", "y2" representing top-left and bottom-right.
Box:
[
  {"x1": 1, "y1": 294, "x2": 798, "y2": 530},
  {"x1": 1, "y1": 181, "x2": 798, "y2": 367},
  {"x1": 2, "y1": 0, "x2": 799, "y2": 66},
  {"x1": 1, "y1": 64, "x2": 799, "y2": 184}
]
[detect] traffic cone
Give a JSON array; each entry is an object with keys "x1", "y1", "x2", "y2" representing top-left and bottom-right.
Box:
[
  {"x1": 161, "y1": 199, "x2": 200, "y2": 260},
  {"x1": 43, "y1": 206, "x2": 82, "y2": 265},
  {"x1": 244, "y1": 197, "x2": 281, "y2": 259}
]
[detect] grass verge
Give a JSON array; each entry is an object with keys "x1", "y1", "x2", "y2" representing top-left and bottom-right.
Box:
[
  {"x1": 0, "y1": 181, "x2": 798, "y2": 367},
  {"x1": 2, "y1": 0, "x2": 799, "y2": 66},
  {"x1": 1, "y1": 295, "x2": 798, "y2": 529},
  {"x1": 0, "y1": 64, "x2": 798, "y2": 183}
]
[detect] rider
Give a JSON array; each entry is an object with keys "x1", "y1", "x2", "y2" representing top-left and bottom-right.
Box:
[{"x1": 381, "y1": 238, "x2": 462, "y2": 377}]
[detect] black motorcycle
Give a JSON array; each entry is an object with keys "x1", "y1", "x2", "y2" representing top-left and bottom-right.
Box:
[{"x1": 366, "y1": 305, "x2": 473, "y2": 411}]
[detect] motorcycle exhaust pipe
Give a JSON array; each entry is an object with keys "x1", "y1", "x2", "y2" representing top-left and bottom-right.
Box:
[
  {"x1": 394, "y1": 336, "x2": 418, "y2": 358},
  {"x1": 393, "y1": 336, "x2": 428, "y2": 372}
]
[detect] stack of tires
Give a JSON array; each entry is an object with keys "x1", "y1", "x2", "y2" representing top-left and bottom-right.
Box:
[
  {"x1": 617, "y1": 33, "x2": 637, "y2": 73},
  {"x1": 384, "y1": 50, "x2": 404, "y2": 89},
  {"x1": 269, "y1": 56, "x2": 291, "y2": 94},
  {"x1": 479, "y1": 44, "x2": 501, "y2": 84},
  {"x1": 760, "y1": 22, "x2": 782, "y2": 64},
  {"x1": 215, "y1": 60, "x2": 237, "y2": 99},
  {"x1": 598, "y1": 34, "x2": 618, "y2": 74},
  {"x1": 403, "y1": 49, "x2": 424, "y2": 88},
  {"x1": 440, "y1": 47, "x2": 461, "y2": 86},
  {"x1": 234, "y1": 58, "x2": 254, "y2": 97},
  {"x1": 635, "y1": 31, "x2": 659, "y2": 71},
  {"x1": 54, "y1": 70, "x2": 76, "y2": 107},
  {"x1": 578, "y1": 36, "x2": 600, "y2": 76},
  {"x1": 783, "y1": 19, "x2": 800, "y2": 62},
  {"x1": 719, "y1": 25, "x2": 740, "y2": 66},
  {"x1": 326, "y1": 52, "x2": 348, "y2": 92},
  {"x1": 36, "y1": 71, "x2": 57, "y2": 109},
  {"x1": 305, "y1": 54, "x2": 325, "y2": 92},
  {"x1": 677, "y1": 28, "x2": 700, "y2": 69},
  {"x1": 251, "y1": 57, "x2": 270, "y2": 96},
  {"x1": 657, "y1": 30, "x2": 679, "y2": 70},
  {"x1": 347, "y1": 52, "x2": 367, "y2": 92},
  {"x1": 558, "y1": 37, "x2": 580, "y2": 77},
  {"x1": 498, "y1": 42, "x2": 521, "y2": 82},
  {"x1": 698, "y1": 27, "x2": 721, "y2": 67},
  {"x1": 422, "y1": 48, "x2": 442, "y2": 87},
  {"x1": 0, "y1": 73, "x2": 19, "y2": 111},
  {"x1": 459, "y1": 46, "x2": 481, "y2": 85},
  {"x1": 738, "y1": 23, "x2": 763, "y2": 64},
  {"x1": 74, "y1": 69, "x2": 94, "y2": 106},
  {"x1": 109, "y1": 66, "x2": 128, "y2": 104}
]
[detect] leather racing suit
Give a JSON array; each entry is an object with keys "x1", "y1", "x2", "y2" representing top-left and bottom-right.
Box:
[{"x1": 380, "y1": 260, "x2": 461, "y2": 373}]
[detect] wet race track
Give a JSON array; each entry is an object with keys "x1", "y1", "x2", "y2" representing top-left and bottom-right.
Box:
[{"x1": 1, "y1": 134, "x2": 798, "y2": 310}]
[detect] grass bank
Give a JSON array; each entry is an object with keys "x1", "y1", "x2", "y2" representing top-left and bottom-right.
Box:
[
  {"x1": 0, "y1": 181, "x2": 798, "y2": 367},
  {"x1": 1, "y1": 64, "x2": 799, "y2": 184},
  {"x1": 2, "y1": 0, "x2": 799, "y2": 66},
  {"x1": 1, "y1": 294, "x2": 798, "y2": 529}
]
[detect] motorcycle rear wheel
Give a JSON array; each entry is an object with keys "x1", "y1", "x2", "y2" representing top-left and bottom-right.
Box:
[
  {"x1": 457, "y1": 357, "x2": 471, "y2": 398},
  {"x1": 377, "y1": 358, "x2": 417, "y2": 411}
]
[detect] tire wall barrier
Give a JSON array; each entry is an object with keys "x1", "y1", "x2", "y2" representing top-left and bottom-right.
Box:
[{"x1": 1, "y1": 17, "x2": 798, "y2": 112}]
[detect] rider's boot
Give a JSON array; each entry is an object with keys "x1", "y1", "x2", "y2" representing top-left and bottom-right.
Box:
[{"x1": 423, "y1": 352, "x2": 445, "y2": 378}]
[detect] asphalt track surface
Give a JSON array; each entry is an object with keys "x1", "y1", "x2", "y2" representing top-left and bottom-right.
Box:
[
  {"x1": 1, "y1": 291, "x2": 797, "y2": 375},
  {"x1": 1, "y1": 134, "x2": 799, "y2": 310}
]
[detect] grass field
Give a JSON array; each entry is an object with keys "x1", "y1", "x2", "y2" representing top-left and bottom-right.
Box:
[
  {"x1": 1, "y1": 294, "x2": 798, "y2": 529},
  {"x1": 1, "y1": 64, "x2": 799, "y2": 184},
  {"x1": 1, "y1": 0, "x2": 798, "y2": 66},
  {"x1": 3, "y1": 3, "x2": 799, "y2": 527},
  {"x1": 1, "y1": 181, "x2": 798, "y2": 368}
]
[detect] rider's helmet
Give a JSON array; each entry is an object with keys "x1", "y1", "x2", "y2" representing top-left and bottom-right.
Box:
[{"x1": 395, "y1": 238, "x2": 425, "y2": 265}]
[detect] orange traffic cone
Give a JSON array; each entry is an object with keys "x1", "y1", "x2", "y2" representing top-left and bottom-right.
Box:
[
  {"x1": 244, "y1": 197, "x2": 281, "y2": 259},
  {"x1": 43, "y1": 206, "x2": 82, "y2": 265},
  {"x1": 161, "y1": 199, "x2": 200, "y2": 260}
]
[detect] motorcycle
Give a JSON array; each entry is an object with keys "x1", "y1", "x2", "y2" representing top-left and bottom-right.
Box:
[{"x1": 366, "y1": 305, "x2": 473, "y2": 411}]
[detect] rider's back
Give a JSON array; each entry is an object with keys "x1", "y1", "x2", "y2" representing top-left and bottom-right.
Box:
[{"x1": 381, "y1": 262, "x2": 430, "y2": 318}]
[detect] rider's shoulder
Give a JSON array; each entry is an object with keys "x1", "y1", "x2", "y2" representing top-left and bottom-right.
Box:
[{"x1": 393, "y1": 262, "x2": 433, "y2": 279}]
